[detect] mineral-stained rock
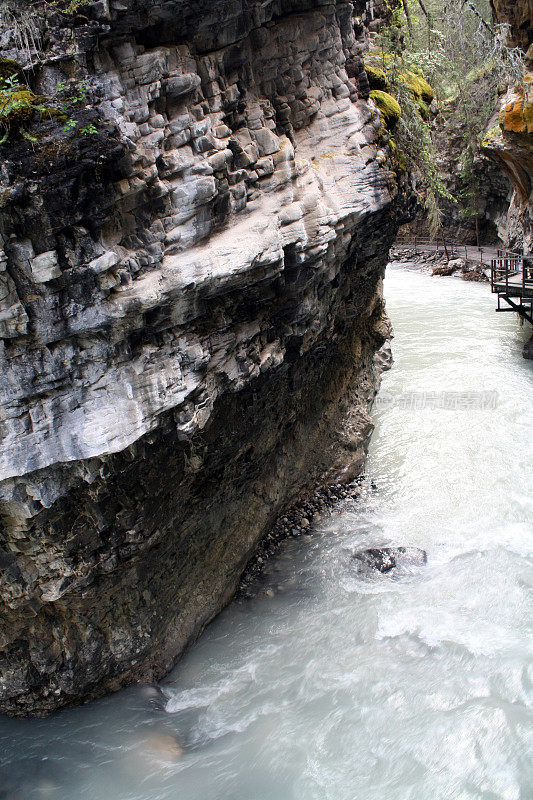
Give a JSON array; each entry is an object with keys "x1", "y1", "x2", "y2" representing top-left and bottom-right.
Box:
[
  {"x1": 0, "y1": 0, "x2": 412, "y2": 715},
  {"x1": 482, "y1": 80, "x2": 533, "y2": 253},
  {"x1": 482, "y1": 4, "x2": 533, "y2": 253}
]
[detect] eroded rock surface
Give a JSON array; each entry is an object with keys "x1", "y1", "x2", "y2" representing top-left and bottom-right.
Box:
[
  {"x1": 482, "y1": 5, "x2": 533, "y2": 253},
  {"x1": 0, "y1": 0, "x2": 410, "y2": 714}
]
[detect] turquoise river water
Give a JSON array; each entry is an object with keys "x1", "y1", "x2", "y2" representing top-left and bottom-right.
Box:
[{"x1": 1, "y1": 263, "x2": 532, "y2": 800}]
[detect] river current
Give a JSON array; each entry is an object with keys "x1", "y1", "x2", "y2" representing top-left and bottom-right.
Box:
[{"x1": 1, "y1": 264, "x2": 532, "y2": 800}]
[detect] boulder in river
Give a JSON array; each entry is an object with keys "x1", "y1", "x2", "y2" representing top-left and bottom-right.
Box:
[
  {"x1": 351, "y1": 547, "x2": 427, "y2": 573},
  {"x1": 432, "y1": 258, "x2": 464, "y2": 276}
]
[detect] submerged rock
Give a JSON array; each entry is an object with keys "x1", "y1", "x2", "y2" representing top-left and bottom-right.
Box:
[
  {"x1": 123, "y1": 732, "x2": 184, "y2": 773},
  {"x1": 351, "y1": 547, "x2": 427, "y2": 573},
  {"x1": 143, "y1": 733, "x2": 184, "y2": 761},
  {"x1": 137, "y1": 684, "x2": 167, "y2": 708},
  {"x1": 0, "y1": 759, "x2": 62, "y2": 800}
]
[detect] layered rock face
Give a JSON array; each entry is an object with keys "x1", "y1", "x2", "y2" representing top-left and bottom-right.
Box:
[
  {"x1": 482, "y1": 61, "x2": 533, "y2": 252},
  {"x1": 0, "y1": 0, "x2": 408, "y2": 715},
  {"x1": 482, "y1": 4, "x2": 533, "y2": 252}
]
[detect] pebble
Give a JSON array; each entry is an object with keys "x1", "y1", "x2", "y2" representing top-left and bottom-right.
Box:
[{"x1": 236, "y1": 476, "x2": 372, "y2": 599}]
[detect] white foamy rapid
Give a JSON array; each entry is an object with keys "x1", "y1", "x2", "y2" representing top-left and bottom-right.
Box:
[{"x1": 1, "y1": 264, "x2": 532, "y2": 800}]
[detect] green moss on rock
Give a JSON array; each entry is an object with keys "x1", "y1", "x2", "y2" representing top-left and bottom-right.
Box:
[
  {"x1": 364, "y1": 53, "x2": 434, "y2": 120},
  {"x1": 364, "y1": 63, "x2": 388, "y2": 91},
  {"x1": 400, "y1": 70, "x2": 434, "y2": 120},
  {"x1": 370, "y1": 90, "x2": 401, "y2": 128},
  {"x1": 0, "y1": 82, "x2": 59, "y2": 141},
  {"x1": 0, "y1": 58, "x2": 20, "y2": 81},
  {"x1": 401, "y1": 71, "x2": 434, "y2": 104},
  {"x1": 0, "y1": 89, "x2": 37, "y2": 125}
]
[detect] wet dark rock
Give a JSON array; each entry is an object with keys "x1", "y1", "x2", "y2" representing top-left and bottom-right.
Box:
[
  {"x1": 352, "y1": 547, "x2": 427, "y2": 573},
  {"x1": 432, "y1": 262, "x2": 461, "y2": 277},
  {"x1": 236, "y1": 476, "x2": 376, "y2": 597},
  {"x1": 137, "y1": 684, "x2": 167, "y2": 708}
]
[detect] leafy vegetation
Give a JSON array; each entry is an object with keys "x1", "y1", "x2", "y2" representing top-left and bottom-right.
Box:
[
  {"x1": 0, "y1": 71, "x2": 98, "y2": 143},
  {"x1": 0, "y1": 74, "x2": 57, "y2": 142},
  {"x1": 373, "y1": 0, "x2": 525, "y2": 240}
]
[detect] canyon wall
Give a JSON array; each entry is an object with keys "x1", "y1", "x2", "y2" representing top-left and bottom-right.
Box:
[
  {"x1": 490, "y1": 0, "x2": 533, "y2": 51},
  {"x1": 0, "y1": 0, "x2": 410, "y2": 715},
  {"x1": 482, "y1": 1, "x2": 533, "y2": 252},
  {"x1": 430, "y1": 103, "x2": 512, "y2": 246}
]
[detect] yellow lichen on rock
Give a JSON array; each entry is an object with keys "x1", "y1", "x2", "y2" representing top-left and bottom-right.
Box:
[
  {"x1": 524, "y1": 100, "x2": 533, "y2": 133},
  {"x1": 499, "y1": 94, "x2": 533, "y2": 134}
]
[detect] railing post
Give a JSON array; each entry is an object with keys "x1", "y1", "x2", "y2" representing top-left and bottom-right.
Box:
[{"x1": 506, "y1": 258, "x2": 509, "y2": 294}]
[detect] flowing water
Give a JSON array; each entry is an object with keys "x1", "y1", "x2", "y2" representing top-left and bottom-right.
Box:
[{"x1": 1, "y1": 264, "x2": 532, "y2": 800}]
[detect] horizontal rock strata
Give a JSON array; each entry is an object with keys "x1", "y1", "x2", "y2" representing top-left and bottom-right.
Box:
[{"x1": 0, "y1": 0, "x2": 409, "y2": 714}]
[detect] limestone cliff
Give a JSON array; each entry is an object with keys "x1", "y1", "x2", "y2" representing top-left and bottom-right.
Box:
[
  {"x1": 0, "y1": 0, "x2": 410, "y2": 715},
  {"x1": 482, "y1": 3, "x2": 533, "y2": 252}
]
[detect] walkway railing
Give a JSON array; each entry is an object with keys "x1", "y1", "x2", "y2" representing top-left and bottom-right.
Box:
[
  {"x1": 394, "y1": 236, "x2": 532, "y2": 324},
  {"x1": 395, "y1": 236, "x2": 520, "y2": 267},
  {"x1": 490, "y1": 250, "x2": 533, "y2": 302}
]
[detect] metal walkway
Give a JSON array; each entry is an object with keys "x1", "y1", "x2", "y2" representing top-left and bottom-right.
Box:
[{"x1": 395, "y1": 237, "x2": 533, "y2": 326}]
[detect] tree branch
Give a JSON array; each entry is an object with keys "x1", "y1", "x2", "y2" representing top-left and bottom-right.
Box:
[{"x1": 461, "y1": 0, "x2": 495, "y2": 36}]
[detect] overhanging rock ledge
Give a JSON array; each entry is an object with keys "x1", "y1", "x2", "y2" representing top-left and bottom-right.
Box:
[{"x1": 0, "y1": 0, "x2": 412, "y2": 715}]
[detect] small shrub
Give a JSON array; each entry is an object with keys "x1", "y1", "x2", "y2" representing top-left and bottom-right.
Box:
[
  {"x1": 0, "y1": 72, "x2": 100, "y2": 143},
  {"x1": 0, "y1": 74, "x2": 58, "y2": 142}
]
